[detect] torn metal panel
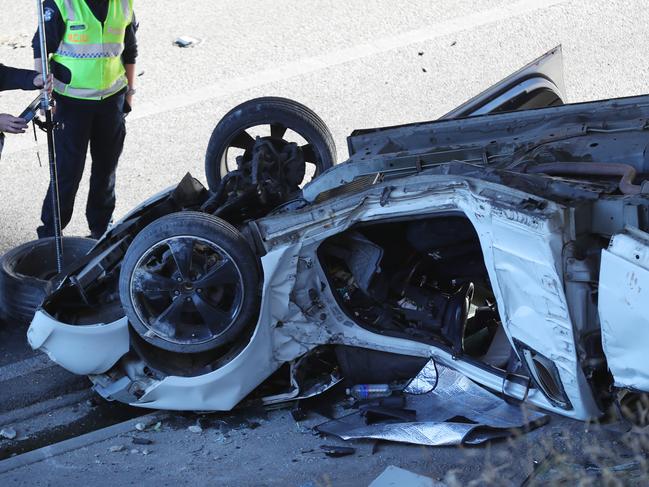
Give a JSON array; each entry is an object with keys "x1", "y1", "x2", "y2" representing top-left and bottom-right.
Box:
[
  {"x1": 403, "y1": 359, "x2": 438, "y2": 395},
  {"x1": 599, "y1": 227, "x2": 649, "y2": 391},
  {"x1": 261, "y1": 348, "x2": 342, "y2": 405},
  {"x1": 260, "y1": 174, "x2": 596, "y2": 419},
  {"x1": 318, "y1": 365, "x2": 548, "y2": 446}
]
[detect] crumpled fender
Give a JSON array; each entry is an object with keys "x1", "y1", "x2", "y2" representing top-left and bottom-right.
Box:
[{"x1": 27, "y1": 311, "x2": 130, "y2": 375}]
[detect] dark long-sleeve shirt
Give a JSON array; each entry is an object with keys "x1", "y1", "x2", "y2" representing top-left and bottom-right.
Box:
[
  {"x1": 0, "y1": 64, "x2": 38, "y2": 92},
  {"x1": 32, "y1": 0, "x2": 138, "y2": 86}
]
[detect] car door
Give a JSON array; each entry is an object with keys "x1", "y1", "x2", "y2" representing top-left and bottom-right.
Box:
[
  {"x1": 440, "y1": 45, "x2": 566, "y2": 119},
  {"x1": 347, "y1": 46, "x2": 567, "y2": 155}
]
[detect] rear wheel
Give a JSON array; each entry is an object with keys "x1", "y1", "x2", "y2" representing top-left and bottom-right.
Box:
[
  {"x1": 119, "y1": 212, "x2": 260, "y2": 354},
  {"x1": 204, "y1": 97, "x2": 336, "y2": 192}
]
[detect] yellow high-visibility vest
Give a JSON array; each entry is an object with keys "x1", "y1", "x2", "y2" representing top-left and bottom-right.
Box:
[{"x1": 51, "y1": 0, "x2": 133, "y2": 100}]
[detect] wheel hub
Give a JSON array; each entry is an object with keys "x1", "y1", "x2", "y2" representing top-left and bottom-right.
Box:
[{"x1": 129, "y1": 236, "x2": 244, "y2": 350}]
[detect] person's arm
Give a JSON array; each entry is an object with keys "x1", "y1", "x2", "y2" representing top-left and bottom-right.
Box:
[
  {"x1": 0, "y1": 64, "x2": 41, "y2": 92},
  {"x1": 123, "y1": 14, "x2": 138, "y2": 108}
]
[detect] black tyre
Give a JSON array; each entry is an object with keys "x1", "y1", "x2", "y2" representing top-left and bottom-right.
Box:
[
  {"x1": 204, "y1": 97, "x2": 336, "y2": 191},
  {"x1": 119, "y1": 211, "x2": 260, "y2": 354},
  {"x1": 0, "y1": 237, "x2": 96, "y2": 324}
]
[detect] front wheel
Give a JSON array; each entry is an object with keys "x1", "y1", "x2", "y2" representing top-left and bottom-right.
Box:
[{"x1": 119, "y1": 212, "x2": 260, "y2": 354}]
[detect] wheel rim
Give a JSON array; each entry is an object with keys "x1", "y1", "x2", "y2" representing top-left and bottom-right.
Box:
[
  {"x1": 219, "y1": 122, "x2": 321, "y2": 186},
  {"x1": 129, "y1": 235, "x2": 244, "y2": 348}
]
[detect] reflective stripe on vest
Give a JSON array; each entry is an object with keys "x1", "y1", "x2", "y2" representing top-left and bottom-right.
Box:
[
  {"x1": 120, "y1": 0, "x2": 132, "y2": 19},
  {"x1": 62, "y1": 0, "x2": 76, "y2": 21},
  {"x1": 53, "y1": 76, "x2": 127, "y2": 99},
  {"x1": 56, "y1": 42, "x2": 124, "y2": 59}
]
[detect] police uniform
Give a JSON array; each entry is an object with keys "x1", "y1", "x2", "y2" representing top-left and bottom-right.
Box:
[{"x1": 32, "y1": 0, "x2": 138, "y2": 239}]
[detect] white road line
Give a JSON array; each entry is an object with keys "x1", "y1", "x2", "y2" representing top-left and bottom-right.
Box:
[
  {"x1": 3, "y1": 0, "x2": 569, "y2": 156},
  {"x1": 0, "y1": 354, "x2": 54, "y2": 383}
]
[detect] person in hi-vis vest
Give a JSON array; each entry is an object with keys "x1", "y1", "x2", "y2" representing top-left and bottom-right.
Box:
[{"x1": 33, "y1": 0, "x2": 138, "y2": 239}]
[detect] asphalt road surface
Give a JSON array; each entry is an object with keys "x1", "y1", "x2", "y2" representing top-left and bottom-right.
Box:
[{"x1": 0, "y1": 1, "x2": 648, "y2": 485}]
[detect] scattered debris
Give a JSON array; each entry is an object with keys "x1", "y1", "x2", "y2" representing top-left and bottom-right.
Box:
[
  {"x1": 142, "y1": 448, "x2": 151, "y2": 455},
  {"x1": 291, "y1": 408, "x2": 308, "y2": 422},
  {"x1": 0, "y1": 427, "x2": 17, "y2": 440},
  {"x1": 132, "y1": 436, "x2": 153, "y2": 445},
  {"x1": 153, "y1": 421, "x2": 162, "y2": 432},
  {"x1": 418, "y1": 51, "x2": 424, "y2": 56},
  {"x1": 188, "y1": 425, "x2": 203, "y2": 434},
  {"x1": 523, "y1": 452, "x2": 643, "y2": 485},
  {"x1": 369, "y1": 466, "x2": 446, "y2": 487},
  {"x1": 173, "y1": 36, "x2": 202, "y2": 48},
  {"x1": 134, "y1": 422, "x2": 146, "y2": 432},
  {"x1": 108, "y1": 445, "x2": 125, "y2": 453},
  {"x1": 320, "y1": 445, "x2": 356, "y2": 458},
  {"x1": 260, "y1": 348, "x2": 343, "y2": 406},
  {"x1": 130, "y1": 449, "x2": 139, "y2": 454},
  {"x1": 422, "y1": 68, "x2": 427, "y2": 73},
  {"x1": 347, "y1": 384, "x2": 393, "y2": 401},
  {"x1": 361, "y1": 404, "x2": 417, "y2": 424},
  {"x1": 318, "y1": 362, "x2": 548, "y2": 446},
  {"x1": 450, "y1": 41, "x2": 457, "y2": 46}
]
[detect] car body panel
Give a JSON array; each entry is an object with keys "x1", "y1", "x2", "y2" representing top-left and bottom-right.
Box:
[
  {"x1": 599, "y1": 227, "x2": 649, "y2": 391},
  {"x1": 27, "y1": 312, "x2": 129, "y2": 375}
]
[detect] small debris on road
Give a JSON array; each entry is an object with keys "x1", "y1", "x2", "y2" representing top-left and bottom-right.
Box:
[
  {"x1": 0, "y1": 427, "x2": 17, "y2": 440},
  {"x1": 450, "y1": 41, "x2": 457, "y2": 46},
  {"x1": 173, "y1": 36, "x2": 202, "y2": 48},
  {"x1": 134, "y1": 422, "x2": 146, "y2": 432},
  {"x1": 369, "y1": 466, "x2": 444, "y2": 487},
  {"x1": 130, "y1": 449, "x2": 139, "y2": 454},
  {"x1": 108, "y1": 445, "x2": 125, "y2": 453},
  {"x1": 132, "y1": 436, "x2": 153, "y2": 445},
  {"x1": 188, "y1": 425, "x2": 203, "y2": 434},
  {"x1": 320, "y1": 445, "x2": 356, "y2": 458},
  {"x1": 142, "y1": 448, "x2": 152, "y2": 456},
  {"x1": 418, "y1": 51, "x2": 424, "y2": 56},
  {"x1": 422, "y1": 68, "x2": 428, "y2": 73}
]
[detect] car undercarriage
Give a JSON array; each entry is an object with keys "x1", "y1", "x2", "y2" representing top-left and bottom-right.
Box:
[{"x1": 26, "y1": 47, "x2": 649, "y2": 421}]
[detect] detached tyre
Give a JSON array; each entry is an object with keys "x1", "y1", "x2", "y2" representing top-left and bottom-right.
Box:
[
  {"x1": 0, "y1": 237, "x2": 96, "y2": 324},
  {"x1": 119, "y1": 212, "x2": 260, "y2": 354},
  {"x1": 205, "y1": 97, "x2": 336, "y2": 191}
]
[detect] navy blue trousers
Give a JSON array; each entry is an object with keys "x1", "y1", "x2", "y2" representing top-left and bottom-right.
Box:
[{"x1": 38, "y1": 92, "x2": 126, "y2": 238}]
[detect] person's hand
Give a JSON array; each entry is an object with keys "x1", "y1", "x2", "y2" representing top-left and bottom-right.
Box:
[
  {"x1": 33, "y1": 73, "x2": 53, "y2": 93},
  {"x1": 125, "y1": 93, "x2": 134, "y2": 110},
  {"x1": 0, "y1": 114, "x2": 29, "y2": 134}
]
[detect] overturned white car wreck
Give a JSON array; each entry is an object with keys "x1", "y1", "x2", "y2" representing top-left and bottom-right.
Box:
[{"x1": 27, "y1": 47, "x2": 649, "y2": 421}]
